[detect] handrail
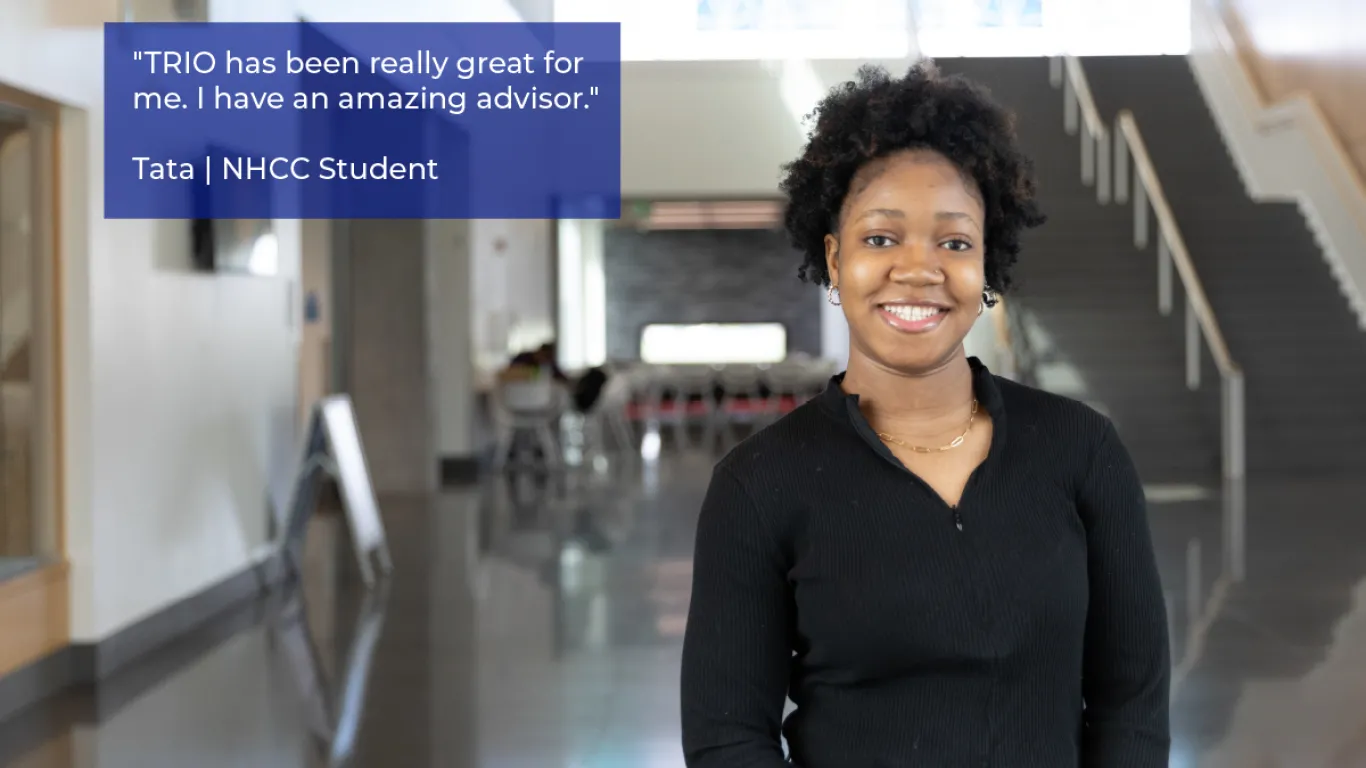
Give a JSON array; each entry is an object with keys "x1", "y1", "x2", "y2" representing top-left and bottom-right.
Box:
[
  {"x1": 1064, "y1": 57, "x2": 1107, "y2": 141},
  {"x1": 1052, "y1": 56, "x2": 1246, "y2": 480},
  {"x1": 1114, "y1": 112, "x2": 1239, "y2": 379},
  {"x1": 1057, "y1": 57, "x2": 1113, "y2": 203}
]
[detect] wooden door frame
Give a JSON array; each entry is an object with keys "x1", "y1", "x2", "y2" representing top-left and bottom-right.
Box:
[{"x1": 0, "y1": 80, "x2": 69, "y2": 678}]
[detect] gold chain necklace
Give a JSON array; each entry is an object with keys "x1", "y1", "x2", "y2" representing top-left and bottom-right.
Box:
[{"x1": 876, "y1": 400, "x2": 980, "y2": 454}]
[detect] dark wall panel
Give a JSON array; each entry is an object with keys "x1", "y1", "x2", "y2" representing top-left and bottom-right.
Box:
[{"x1": 603, "y1": 229, "x2": 821, "y2": 362}]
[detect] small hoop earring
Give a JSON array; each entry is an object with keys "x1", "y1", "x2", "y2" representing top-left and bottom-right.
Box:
[
  {"x1": 979, "y1": 289, "x2": 998, "y2": 315},
  {"x1": 828, "y1": 285, "x2": 841, "y2": 306}
]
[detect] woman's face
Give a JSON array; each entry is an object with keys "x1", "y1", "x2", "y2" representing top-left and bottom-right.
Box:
[{"x1": 825, "y1": 149, "x2": 987, "y2": 375}]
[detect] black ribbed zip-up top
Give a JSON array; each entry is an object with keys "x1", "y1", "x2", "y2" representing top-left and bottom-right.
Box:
[{"x1": 681, "y1": 358, "x2": 1171, "y2": 767}]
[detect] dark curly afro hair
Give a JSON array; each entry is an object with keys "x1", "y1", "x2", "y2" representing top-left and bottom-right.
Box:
[{"x1": 780, "y1": 60, "x2": 1046, "y2": 296}]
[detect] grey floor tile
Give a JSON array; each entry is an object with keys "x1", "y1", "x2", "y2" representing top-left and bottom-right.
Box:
[{"x1": 2, "y1": 441, "x2": 1365, "y2": 766}]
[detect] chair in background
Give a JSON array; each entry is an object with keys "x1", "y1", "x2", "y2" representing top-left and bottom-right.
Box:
[
  {"x1": 668, "y1": 365, "x2": 719, "y2": 452},
  {"x1": 634, "y1": 364, "x2": 670, "y2": 446},
  {"x1": 580, "y1": 369, "x2": 638, "y2": 466},
  {"x1": 491, "y1": 378, "x2": 565, "y2": 471},
  {"x1": 762, "y1": 359, "x2": 826, "y2": 421},
  {"x1": 715, "y1": 363, "x2": 765, "y2": 445}
]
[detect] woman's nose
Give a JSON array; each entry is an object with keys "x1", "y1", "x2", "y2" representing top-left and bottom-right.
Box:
[{"x1": 888, "y1": 242, "x2": 943, "y2": 284}]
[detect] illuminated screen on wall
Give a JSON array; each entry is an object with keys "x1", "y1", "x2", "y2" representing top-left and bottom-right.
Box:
[{"x1": 640, "y1": 323, "x2": 788, "y2": 365}]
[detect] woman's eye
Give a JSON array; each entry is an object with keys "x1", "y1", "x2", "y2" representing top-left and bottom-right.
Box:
[
  {"x1": 942, "y1": 239, "x2": 973, "y2": 252},
  {"x1": 864, "y1": 235, "x2": 895, "y2": 248}
]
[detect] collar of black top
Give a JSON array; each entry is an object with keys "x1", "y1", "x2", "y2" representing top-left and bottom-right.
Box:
[
  {"x1": 816, "y1": 356, "x2": 1008, "y2": 430},
  {"x1": 816, "y1": 356, "x2": 1010, "y2": 500}
]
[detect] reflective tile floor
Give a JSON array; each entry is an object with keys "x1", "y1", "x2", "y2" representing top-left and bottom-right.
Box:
[{"x1": 2, "y1": 442, "x2": 1366, "y2": 767}]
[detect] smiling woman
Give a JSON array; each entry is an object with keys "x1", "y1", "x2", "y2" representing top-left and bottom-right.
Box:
[
  {"x1": 821, "y1": 151, "x2": 998, "y2": 373},
  {"x1": 680, "y1": 61, "x2": 1172, "y2": 768}
]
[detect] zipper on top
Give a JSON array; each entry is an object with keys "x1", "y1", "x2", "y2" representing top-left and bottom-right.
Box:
[
  {"x1": 843, "y1": 397, "x2": 990, "y2": 532},
  {"x1": 947, "y1": 461, "x2": 990, "y2": 532}
]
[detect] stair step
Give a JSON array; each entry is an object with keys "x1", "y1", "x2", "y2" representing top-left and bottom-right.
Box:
[{"x1": 945, "y1": 56, "x2": 1366, "y2": 477}]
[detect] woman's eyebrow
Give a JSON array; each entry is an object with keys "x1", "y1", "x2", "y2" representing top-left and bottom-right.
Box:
[{"x1": 856, "y1": 207, "x2": 905, "y2": 220}]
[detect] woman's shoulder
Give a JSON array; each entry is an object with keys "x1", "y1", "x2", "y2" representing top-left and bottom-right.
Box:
[
  {"x1": 993, "y1": 374, "x2": 1116, "y2": 446},
  {"x1": 712, "y1": 399, "x2": 838, "y2": 484}
]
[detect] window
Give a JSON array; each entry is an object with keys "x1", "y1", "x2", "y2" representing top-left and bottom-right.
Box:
[
  {"x1": 913, "y1": 0, "x2": 1190, "y2": 56},
  {"x1": 555, "y1": 0, "x2": 912, "y2": 60},
  {"x1": 639, "y1": 323, "x2": 787, "y2": 364},
  {"x1": 0, "y1": 97, "x2": 57, "y2": 579},
  {"x1": 554, "y1": 0, "x2": 1189, "y2": 59}
]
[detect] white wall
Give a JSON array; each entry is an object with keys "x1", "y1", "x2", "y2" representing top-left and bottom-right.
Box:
[
  {"x1": 620, "y1": 60, "x2": 803, "y2": 198},
  {"x1": 620, "y1": 58, "x2": 914, "y2": 198},
  {"x1": 470, "y1": 219, "x2": 554, "y2": 376},
  {"x1": 0, "y1": 0, "x2": 527, "y2": 643}
]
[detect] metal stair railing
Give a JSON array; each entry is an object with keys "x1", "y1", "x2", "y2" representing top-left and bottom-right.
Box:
[{"x1": 1049, "y1": 55, "x2": 1246, "y2": 481}]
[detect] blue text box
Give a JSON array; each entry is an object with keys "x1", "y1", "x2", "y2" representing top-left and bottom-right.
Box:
[{"x1": 103, "y1": 22, "x2": 622, "y2": 219}]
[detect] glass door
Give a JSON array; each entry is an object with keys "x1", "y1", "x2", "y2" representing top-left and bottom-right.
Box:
[{"x1": 0, "y1": 100, "x2": 57, "y2": 580}]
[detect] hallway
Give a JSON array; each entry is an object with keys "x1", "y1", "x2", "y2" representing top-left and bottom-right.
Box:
[{"x1": 2, "y1": 445, "x2": 1365, "y2": 767}]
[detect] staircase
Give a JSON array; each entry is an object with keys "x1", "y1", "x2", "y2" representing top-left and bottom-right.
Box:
[
  {"x1": 937, "y1": 58, "x2": 1222, "y2": 484},
  {"x1": 1077, "y1": 56, "x2": 1366, "y2": 477}
]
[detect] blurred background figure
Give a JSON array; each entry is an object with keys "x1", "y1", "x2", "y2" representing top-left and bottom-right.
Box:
[
  {"x1": 3, "y1": 0, "x2": 1366, "y2": 766},
  {"x1": 503, "y1": 341, "x2": 611, "y2": 414},
  {"x1": 505, "y1": 342, "x2": 567, "y2": 384}
]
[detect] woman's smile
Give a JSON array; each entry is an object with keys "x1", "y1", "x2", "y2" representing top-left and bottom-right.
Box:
[{"x1": 877, "y1": 302, "x2": 951, "y2": 334}]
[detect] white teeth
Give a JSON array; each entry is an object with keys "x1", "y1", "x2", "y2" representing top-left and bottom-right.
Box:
[{"x1": 883, "y1": 304, "x2": 944, "y2": 322}]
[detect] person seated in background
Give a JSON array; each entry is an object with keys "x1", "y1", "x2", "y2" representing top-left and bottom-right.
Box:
[
  {"x1": 572, "y1": 365, "x2": 609, "y2": 413},
  {"x1": 505, "y1": 342, "x2": 568, "y2": 383},
  {"x1": 499, "y1": 341, "x2": 610, "y2": 414},
  {"x1": 495, "y1": 342, "x2": 567, "y2": 469}
]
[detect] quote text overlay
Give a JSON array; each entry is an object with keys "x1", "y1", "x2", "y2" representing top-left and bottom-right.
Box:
[{"x1": 104, "y1": 22, "x2": 622, "y2": 219}]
